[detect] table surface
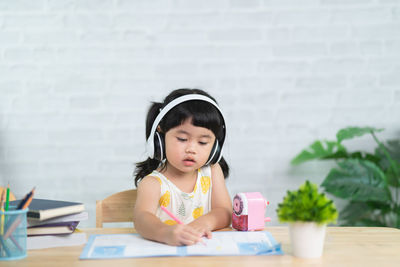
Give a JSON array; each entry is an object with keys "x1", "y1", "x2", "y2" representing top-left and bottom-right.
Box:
[{"x1": 3, "y1": 226, "x2": 400, "y2": 267}]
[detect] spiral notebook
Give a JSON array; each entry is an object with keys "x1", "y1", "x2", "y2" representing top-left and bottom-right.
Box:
[{"x1": 80, "y1": 231, "x2": 282, "y2": 259}]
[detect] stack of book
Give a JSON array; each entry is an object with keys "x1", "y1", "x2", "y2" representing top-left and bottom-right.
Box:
[{"x1": 10, "y1": 198, "x2": 88, "y2": 249}]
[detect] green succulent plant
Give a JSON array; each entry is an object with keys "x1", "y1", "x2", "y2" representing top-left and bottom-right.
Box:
[{"x1": 276, "y1": 180, "x2": 338, "y2": 225}]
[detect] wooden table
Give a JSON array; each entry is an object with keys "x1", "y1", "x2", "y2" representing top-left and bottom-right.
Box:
[{"x1": 2, "y1": 227, "x2": 400, "y2": 267}]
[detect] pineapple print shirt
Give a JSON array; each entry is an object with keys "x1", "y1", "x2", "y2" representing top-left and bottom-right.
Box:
[{"x1": 151, "y1": 165, "x2": 212, "y2": 225}]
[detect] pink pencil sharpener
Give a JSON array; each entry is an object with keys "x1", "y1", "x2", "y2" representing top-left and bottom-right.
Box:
[{"x1": 232, "y1": 192, "x2": 271, "y2": 231}]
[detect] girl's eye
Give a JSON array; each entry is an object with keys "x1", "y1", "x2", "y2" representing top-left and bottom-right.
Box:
[
  {"x1": 177, "y1": 137, "x2": 187, "y2": 142},
  {"x1": 199, "y1": 141, "x2": 208, "y2": 145}
]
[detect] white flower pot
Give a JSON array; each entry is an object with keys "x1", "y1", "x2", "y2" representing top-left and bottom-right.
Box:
[{"x1": 289, "y1": 222, "x2": 326, "y2": 258}]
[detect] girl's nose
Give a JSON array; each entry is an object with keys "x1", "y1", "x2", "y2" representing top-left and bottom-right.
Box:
[
  {"x1": 185, "y1": 147, "x2": 195, "y2": 154},
  {"x1": 185, "y1": 142, "x2": 196, "y2": 154}
]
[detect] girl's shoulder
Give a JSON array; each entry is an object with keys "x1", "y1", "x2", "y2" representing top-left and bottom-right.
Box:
[
  {"x1": 136, "y1": 174, "x2": 162, "y2": 199},
  {"x1": 198, "y1": 164, "x2": 223, "y2": 178},
  {"x1": 209, "y1": 163, "x2": 224, "y2": 180},
  {"x1": 139, "y1": 172, "x2": 163, "y2": 188}
]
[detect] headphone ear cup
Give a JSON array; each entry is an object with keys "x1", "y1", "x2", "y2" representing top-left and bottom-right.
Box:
[
  {"x1": 206, "y1": 140, "x2": 221, "y2": 165},
  {"x1": 153, "y1": 132, "x2": 165, "y2": 161}
]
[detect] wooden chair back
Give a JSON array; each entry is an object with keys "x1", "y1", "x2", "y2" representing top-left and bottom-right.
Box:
[{"x1": 96, "y1": 189, "x2": 137, "y2": 228}]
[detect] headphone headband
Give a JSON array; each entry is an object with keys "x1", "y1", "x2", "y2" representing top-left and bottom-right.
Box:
[{"x1": 146, "y1": 94, "x2": 226, "y2": 160}]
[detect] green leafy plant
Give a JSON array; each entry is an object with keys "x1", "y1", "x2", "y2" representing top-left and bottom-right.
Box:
[
  {"x1": 292, "y1": 127, "x2": 400, "y2": 228},
  {"x1": 276, "y1": 180, "x2": 338, "y2": 225}
]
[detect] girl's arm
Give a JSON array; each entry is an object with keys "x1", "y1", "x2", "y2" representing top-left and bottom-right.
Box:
[
  {"x1": 133, "y1": 176, "x2": 204, "y2": 246},
  {"x1": 188, "y1": 163, "x2": 232, "y2": 233}
]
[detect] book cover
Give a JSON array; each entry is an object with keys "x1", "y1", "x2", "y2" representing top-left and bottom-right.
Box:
[
  {"x1": 28, "y1": 232, "x2": 87, "y2": 250},
  {"x1": 27, "y1": 211, "x2": 88, "y2": 227},
  {"x1": 10, "y1": 198, "x2": 85, "y2": 221},
  {"x1": 27, "y1": 221, "x2": 80, "y2": 236}
]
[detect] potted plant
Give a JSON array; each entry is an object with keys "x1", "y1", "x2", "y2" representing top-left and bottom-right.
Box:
[
  {"x1": 291, "y1": 127, "x2": 400, "y2": 228},
  {"x1": 276, "y1": 180, "x2": 338, "y2": 258}
]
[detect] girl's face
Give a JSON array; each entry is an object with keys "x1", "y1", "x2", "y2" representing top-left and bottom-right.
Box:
[{"x1": 164, "y1": 118, "x2": 216, "y2": 174}]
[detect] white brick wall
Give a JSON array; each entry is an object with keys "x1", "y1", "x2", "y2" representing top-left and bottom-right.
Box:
[{"x1": 0, "y1": 0, "x2": 399, "y2": 227}]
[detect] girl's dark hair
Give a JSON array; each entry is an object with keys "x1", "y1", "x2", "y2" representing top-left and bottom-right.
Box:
[{"x1": 134, "y1": 88, "x2": 229, "y2": 187}]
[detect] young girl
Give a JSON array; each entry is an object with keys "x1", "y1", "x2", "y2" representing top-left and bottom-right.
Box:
[{"x1": 133, "y1": 88, "x2": 232, "y2": 246}]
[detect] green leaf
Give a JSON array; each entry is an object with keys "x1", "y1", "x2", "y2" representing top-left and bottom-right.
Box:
[
  {"x1": 365, "y1": 200, "x2": 393, "y2": 213},
  {"x1": 376, "y1": 140, "x2": 400, "y2": 187},
  {"x1": 336, "y1": 127, "x2": 383, "y2": 143},
  {"x1": 346, "y1": 151, "x2": 382, "y2": 165},
  {"x1": 338, "y1": 201, "x2": 392, "y2": 226},
  {"x1": 386, "y1": 168, "x2": 400, "y2": 187},
  {"x1": 321, "y1": 159, "x2": 391, "y2": 202},
  {"x1": 339, "y1": 201, "x2": 372, "y2": 223},
  {"x1": 364, "y1": 153, "x2": 382, "y2": 166},
  {"x1": 291, "y1": 140, "x2": 345, "y2": 165},
  {"x1": 385, "y1": 140, "x2": 400, "y2": 162},
  {"x1": 321, "y1": 150, "x2": 349, "y2": 160}
]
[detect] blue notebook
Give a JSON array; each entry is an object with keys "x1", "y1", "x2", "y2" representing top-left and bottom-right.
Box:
[{"x1": 80, "y1": 231, "x2": 282, "y2": 259}]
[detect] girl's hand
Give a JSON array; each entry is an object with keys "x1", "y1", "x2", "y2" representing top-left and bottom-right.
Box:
[
  {"x1": 188, "y1": 223, "x2": 212, "y2": 240},
  {"x1": 165, "y1": 224, "x2": 207, "y2": 246}
]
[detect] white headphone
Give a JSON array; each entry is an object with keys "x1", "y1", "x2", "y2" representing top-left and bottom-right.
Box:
[{"x1": 146, "y1": 94, "x2": 226, "y2": 165}]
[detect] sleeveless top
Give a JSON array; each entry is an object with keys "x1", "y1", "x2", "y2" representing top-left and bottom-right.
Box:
[{"x1": 150, "y1": 165, "x2": 212, "y2": 225}]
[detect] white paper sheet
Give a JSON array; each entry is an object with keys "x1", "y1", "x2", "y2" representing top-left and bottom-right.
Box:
[{"x1": 80, "y1": 231, "x2": 282, "y2": 259}]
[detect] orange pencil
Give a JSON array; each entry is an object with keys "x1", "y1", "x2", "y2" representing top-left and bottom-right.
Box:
[
  {"x1": 0, "y1": 189, "x2": 5, "y2": 208},
  {"x1": 17, "y1": 187, "x2": 35, "y2": 210}
]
